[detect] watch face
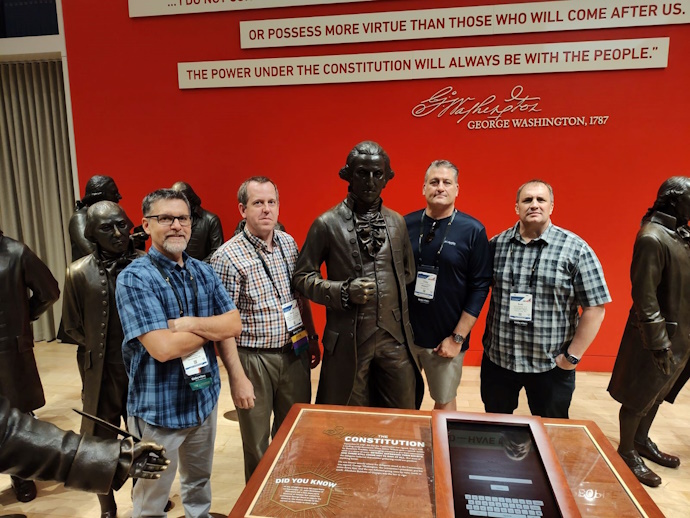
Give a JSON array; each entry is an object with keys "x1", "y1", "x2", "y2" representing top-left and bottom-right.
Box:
[{"x1": 453, "y1": 334, "x2": 464, "y2": 344}]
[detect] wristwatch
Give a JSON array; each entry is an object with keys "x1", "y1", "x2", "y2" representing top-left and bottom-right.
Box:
[
  {"x1": 452, "y1": 333, "x2": 466, "y2": 345},
  {"x1": 564, "y1": 351, "x2": 580, "y2": 365}
]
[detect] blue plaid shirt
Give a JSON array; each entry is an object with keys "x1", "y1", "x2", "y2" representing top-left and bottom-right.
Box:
[
  {"x1": 116, "y1": 247, "x2": 235, "y2": 429},
  {"x1": 483, "y1": 223, "x2": 611, "y2": 373}
]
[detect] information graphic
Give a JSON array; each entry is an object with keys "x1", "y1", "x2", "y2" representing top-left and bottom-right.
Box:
[{"x1": 245, "y1": 408, "x2": 433, "y2": 517}]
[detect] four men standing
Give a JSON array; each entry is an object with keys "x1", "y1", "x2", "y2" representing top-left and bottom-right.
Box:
[{"x1": 11, "y1": 150, "x2": 662, "y2": 512}]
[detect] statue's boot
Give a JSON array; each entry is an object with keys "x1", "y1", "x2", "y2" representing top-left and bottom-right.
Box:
[
  {"x1": 10, "y1": 476, "x2": 36, "y2": 503},
  {"x1": 634, "y1": 438, "x2": 680, "y2": 468},
  {"x1": 618, "y1": 448, "x2": 662, "y2": 487}
]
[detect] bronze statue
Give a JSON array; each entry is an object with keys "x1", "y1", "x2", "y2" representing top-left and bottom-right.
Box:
[
  {"x1": 0, "y1": 395, "x2": 168, "y2": 500},
  {"x1": 293, "y1": 141, "x2": 419, "y2": 409},
  {"x1": 0, "y1": 228, "x2": 60, "y2": 503},
  {"x1": 608, "y1": 176, "x2": 690, "y2": 487},
  {"x1": 171, "y1": 181, "x2": 224, "y2": 261},
  {"x1": 64, "y1": 176, "x2": 123, "y2": 387},
  {"x1": 68, "y1": 175, "x2": 123, "y2": 262},
  {"x1": 62, "y1": 201, "x2": 144, "y2": 517}
]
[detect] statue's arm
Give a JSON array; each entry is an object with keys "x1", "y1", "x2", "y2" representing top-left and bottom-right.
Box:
[{"x1": 293, "y1": 218, "x2": 346, "y2": 310}]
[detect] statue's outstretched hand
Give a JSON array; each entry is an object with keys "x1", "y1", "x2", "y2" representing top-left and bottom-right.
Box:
[{"x1": 129, "y1": 442, "x2": 170, "y2": 479}]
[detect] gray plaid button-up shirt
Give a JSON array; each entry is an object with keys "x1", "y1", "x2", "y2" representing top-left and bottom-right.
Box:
[{"x1": 482, "y1": 223, "x2": 611, "y2": 373}]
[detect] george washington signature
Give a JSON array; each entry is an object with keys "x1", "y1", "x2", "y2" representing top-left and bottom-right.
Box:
[{"x1": 412, "y1": 85, "x2": 541, "y2": 124}]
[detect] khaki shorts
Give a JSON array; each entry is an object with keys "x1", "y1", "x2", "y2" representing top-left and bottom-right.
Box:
[{"x1": 409, "y1": 341, "x2": 466, "y2": 405}]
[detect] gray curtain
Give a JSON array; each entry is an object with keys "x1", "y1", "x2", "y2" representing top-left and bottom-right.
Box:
[{"x1": 0, "y1": 60, "x2": 74, "y2": 341}]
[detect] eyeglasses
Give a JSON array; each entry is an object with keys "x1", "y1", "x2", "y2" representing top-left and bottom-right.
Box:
[
  {"x1": 425, "y1": 220, "x2": 439, "y2": 243},
  {"x1": 144, "y1": 214, "x2": 192, "y2": 227}
]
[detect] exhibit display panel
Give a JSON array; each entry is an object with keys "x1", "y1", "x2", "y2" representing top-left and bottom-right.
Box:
[
  {"x1": 232, "y1": 405, "x2": 434, "y2": 517},
  {"x1": 230, "y1": 405, "x2": 663, "y2": 518},
  {"x1": 543, "y1": 420, "x2": 664, "y2": 518}
]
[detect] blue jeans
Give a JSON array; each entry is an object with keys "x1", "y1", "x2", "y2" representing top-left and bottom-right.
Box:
[{"x1": 480, "y1": 354, "x2": 576, "y2": 418}]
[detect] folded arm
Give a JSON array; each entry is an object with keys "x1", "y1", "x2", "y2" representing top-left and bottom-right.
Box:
[
  {"x1": 167, "y1": 309, "x2": 241, "y2": 341},
  {"x1": 141, "y1": 309, "x2": 241, "y2": 362}
]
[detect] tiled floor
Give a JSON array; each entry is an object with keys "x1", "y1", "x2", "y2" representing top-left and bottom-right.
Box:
[{"x1": 1, "y1": 341, "x2": 688, "y2": 517}]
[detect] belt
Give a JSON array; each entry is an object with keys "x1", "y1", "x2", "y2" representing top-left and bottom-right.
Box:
[{"x1": 237, "y1": 343, "x2": 292, "y2": 354}]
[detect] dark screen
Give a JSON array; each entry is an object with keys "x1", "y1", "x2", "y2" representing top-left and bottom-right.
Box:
[{"x1": 447, "y1": 420, "x2": 561, "y2": 517}]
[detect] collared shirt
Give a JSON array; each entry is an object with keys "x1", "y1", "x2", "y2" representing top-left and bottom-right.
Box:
[
  {"x1": 211, "y1": 229, "x2": 300, "y2": 349},
  {"x1": 482, "y1": 223, "x2": 611, "y2": 373},
  {"x1": 115, "y1": 246, "x2": 235, "y2": 429}
]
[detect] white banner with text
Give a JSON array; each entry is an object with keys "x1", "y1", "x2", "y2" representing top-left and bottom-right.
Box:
[
  {"x1": 178, "y1": 37, "x2": 668, "y2": 89},
  {"x1": 240, "y1": 0, "x2": 689, "y2": 48},
  {"x1": 129, "y1": 0, "x2": 373, "y2": 18}
]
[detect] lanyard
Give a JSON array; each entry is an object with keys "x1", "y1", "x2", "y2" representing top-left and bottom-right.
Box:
[
  {"x1": 242, "y1": 231, "x2": 289, "y2": 302},
  {"x1": 149, "y1": 256, "x2": 199, "y2": 317},
  {"x1": 508, "y1": 238, "x2": 545, "y2": 288},
  {"x1": 418, "y1": 209, "x2": 457, "y2": 268}
]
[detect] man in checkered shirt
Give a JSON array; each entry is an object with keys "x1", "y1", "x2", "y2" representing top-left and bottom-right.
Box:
[
  {"x1": 211, "y1": 177, "x2": 320, "y2": 482},
  {"x1": 481, "y1": 179, "x2": 611, "y2": 418}
]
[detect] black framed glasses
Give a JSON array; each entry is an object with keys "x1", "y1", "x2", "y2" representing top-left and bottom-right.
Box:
[
  {"x1": 425, "y1": 220, "x2": 439, "y2": 243},
  {"x1": 144, "y1": 214, "x2": 192, "y2": 227}
]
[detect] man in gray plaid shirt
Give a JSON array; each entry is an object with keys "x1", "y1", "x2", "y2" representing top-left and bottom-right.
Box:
[{"x1": 481, "y1": 179, "x2": 611, "y2": 418}]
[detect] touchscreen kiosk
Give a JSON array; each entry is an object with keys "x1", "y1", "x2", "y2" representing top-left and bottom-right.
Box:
[{"x1": 433, "y1": 412, "x2": 580, "y2": 518}]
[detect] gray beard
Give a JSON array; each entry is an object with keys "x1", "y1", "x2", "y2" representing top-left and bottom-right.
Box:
[{"x1": 163, "y1": 238, "x2": 188, "y2": 256}]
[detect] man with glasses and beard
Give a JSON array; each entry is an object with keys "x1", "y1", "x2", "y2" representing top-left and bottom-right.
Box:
[
  {"x1": 404, "y1": 160, "x2": 492, "y2": 411},
  {"x1": 115, "y1": 189, "x2": 241, "y2": 517}
]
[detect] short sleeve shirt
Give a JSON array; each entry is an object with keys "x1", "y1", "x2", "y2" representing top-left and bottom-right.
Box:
[
  {"x1": 115, "y1": 247, "x2": 235, "y2": 429},
  {"x1": 482, "y1": 223, "x2": 611, "y2": 373}
]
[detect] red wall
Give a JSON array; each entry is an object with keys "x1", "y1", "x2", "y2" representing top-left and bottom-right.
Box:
[{"x1": 61, "y1": 0, "x2": 690, "y2": 371}]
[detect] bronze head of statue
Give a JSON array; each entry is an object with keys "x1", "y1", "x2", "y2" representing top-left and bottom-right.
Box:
[
  {"x1": 645, "y1": 176, "x2": 690, "y2": 226},
  {"x1": 339, "y1": 141, "x2": 395, "y2": 208},
  {"x1": 79, "y1": 176, "x2": 122, "y2": 208},
  {"x1": 84, "y1": 201, "x2": 133, "y2": 258},
  {"x1": 171, "y1": 181, "x2": 202, "y2": 213}
]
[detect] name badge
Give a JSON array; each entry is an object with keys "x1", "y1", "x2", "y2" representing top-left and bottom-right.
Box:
[
  {"x1": 509, "y1": 292, "x2": 533, "y2": 323},
  {"x1": 181, "y1": 347, "x2": 212, "y2": 391},
  {"x1": 282, "y1": 299, "x2": 308, "y2": 355},
  {"x1": 414, "y1": 266, "x2": 439, "y2": 301},
  {"x1": 282, "y1": 299, "x2": 303, "y2": 332}
]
